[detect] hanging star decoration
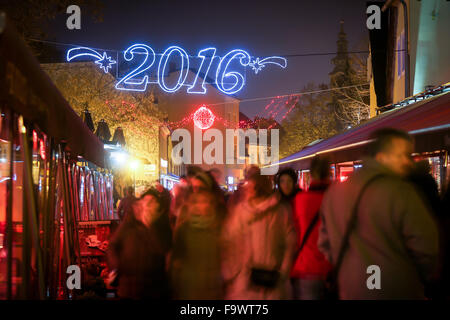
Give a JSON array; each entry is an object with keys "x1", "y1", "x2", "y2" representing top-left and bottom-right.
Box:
[
  {"x1": 248, "y1": 58, "x2": 264, "y2": 74},
  {"x1": 249, "y1": 58, "x2": 265, "y2": 74},
  {"x1": 67, "y1": 47, "x2": 117, "y2": 74},
  {"x1": 95, "y1": 52, "x2": 117, "y2": 73},
  {"x1": 249, "y1": 56, "x2": 287, "y2": 75}
]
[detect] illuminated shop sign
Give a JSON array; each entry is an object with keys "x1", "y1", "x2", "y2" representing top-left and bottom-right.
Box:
[{"x1": 66, "y1": 44, "x2": 287, "y2": 95}]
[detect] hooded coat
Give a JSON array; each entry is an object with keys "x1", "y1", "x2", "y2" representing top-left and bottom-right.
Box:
[
  {"x1": 170, "y1": 211, "x2": 224, "y2": 299},
  {"x1": 108, "y1": 210, "x2": 172, "y2": 299},
  {"x1": 318, "y1": 158, "x2": 439, "y2": 300},
  {"x1": 222, "y1": 194, "x2": 297, "y2": 299}
]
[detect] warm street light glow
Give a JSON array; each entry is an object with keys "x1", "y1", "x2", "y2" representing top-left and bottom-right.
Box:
[
  {"x1": 130, "y1": 159, "x2": 140, "y2": 170},
  {"x1": 110, "y1": 151, "x2": 128, "y2": 165}
]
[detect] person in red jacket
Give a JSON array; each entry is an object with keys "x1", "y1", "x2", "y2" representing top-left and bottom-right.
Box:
[{"x1": 291, "y1": 156, "x2": 332, "y2": 299}]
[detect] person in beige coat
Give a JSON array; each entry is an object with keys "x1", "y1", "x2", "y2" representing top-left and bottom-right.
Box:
[
  {"x1": 318, "y1": 128, "x2": 440, "y2": 300},
  {"x1": 222, "y1": 166, "x2": 297, "y2": 300}
]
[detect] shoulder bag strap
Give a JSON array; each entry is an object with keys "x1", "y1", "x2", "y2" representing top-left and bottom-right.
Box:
[
  {"x1": 296, "y1": 210, "x2": 320, "y2": 257},
  {"x1": 332, "y1": 174, "x2": 385, "y2": 278}
]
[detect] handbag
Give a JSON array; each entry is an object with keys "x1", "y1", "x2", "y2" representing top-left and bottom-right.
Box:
[
  {"x1": 250, "y1": 268, "x2": 280, "y2": 288},
  {"x1": 325, "y1": 174, "x2": 385, "y2": 300}
]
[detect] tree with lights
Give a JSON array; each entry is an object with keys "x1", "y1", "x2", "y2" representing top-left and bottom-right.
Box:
[
  {"x1": 329, "y1": 21, "x2": 370, "y2": 128},
  {"x1": 42, "y1": 62, "x2": 167, "y2": 193},
  {"x1": 279, "y1": 83, "x2": 339, "y2": 158}
]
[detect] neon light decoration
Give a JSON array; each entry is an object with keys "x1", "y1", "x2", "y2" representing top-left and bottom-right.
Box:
[
  {"x1": 158, "y1": 46, "x2": 190, "y2": 93},
  {"x1": 115, "y1": 44, "x2": 155, "y2": 91},
  {"x1": 249, "y1": 56, "x2": 288, "y2": 74},
  {"x1": 187, "y1": 47, "x2": 217, "y2": 94},
  {"x1": 193, "y1": 106, "x2": 215, "y2": 130},
  {"x1": 67, "y1": 47, "x2": 116, "y2": 73},
  {"x1": 216, "y1": 49, "x2": 251, "y2": 95},
  {"x1": 66, "y1": 44, "x2": 287, "y2": 95}
]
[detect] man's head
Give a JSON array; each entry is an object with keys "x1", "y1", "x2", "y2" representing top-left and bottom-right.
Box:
[
  {"x1": 310, "y1": 156, "x2": 331, "y2": 181},
  {"x1": 126, "y1": 186, "x2": 134, "y2": 197},
  {"x1": 244, "y1": 165, "x2": 272, "y2": 200},
  {"x1": 367, "y1": 128, "x2": 414, "y2": 177}
]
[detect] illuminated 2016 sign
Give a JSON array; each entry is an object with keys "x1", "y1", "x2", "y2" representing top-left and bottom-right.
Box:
[{"x1": 66, "y1": 44, "x2": 287, "y2": 95}]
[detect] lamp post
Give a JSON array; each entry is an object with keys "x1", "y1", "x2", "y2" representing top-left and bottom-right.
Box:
[{"x1": 130, "y1": 159, "x2": 140, "y2": 196}]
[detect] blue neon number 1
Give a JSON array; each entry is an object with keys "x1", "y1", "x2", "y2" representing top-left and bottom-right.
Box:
[{"x1": 187, "y1": 48, "x2": 217, "y2": 94}]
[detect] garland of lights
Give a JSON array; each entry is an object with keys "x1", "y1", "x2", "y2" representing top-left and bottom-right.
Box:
[{"x1": 99, "y1": 95, "x2": 300, "y2": 135}]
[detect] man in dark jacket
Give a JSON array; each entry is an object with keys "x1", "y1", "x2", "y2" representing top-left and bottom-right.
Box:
[
  {"x1": 117, "y1": 186, "x2": 136, "y2": 221},
  {"x1": 318, "y1": 128, "x2": 439, "y2": 299}
]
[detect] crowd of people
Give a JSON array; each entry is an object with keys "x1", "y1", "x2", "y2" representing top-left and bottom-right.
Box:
[{"x1": 107, "y1": 128, "x2": 450, "y2": 300}]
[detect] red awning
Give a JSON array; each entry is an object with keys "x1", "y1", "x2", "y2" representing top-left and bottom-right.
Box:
[
  {"x1": 0, "y1": 14, "x2": 105, "y2": 167},
  {"x1": 276, "y1": 91, "x2": 450, "y2": 170}
]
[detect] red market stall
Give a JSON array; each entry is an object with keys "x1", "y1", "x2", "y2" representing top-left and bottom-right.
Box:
[
  {"x1": 271, "y1": 85, "x2": 450, "y2": 190},
  {"x1": 0, "y1": 13, "x2": 115, "y2": 299}
]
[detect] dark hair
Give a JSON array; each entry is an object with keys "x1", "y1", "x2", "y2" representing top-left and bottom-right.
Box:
[
  {"x1": 366, "y1": 128, "x2": 413, "y2": 158},
  {"x1": 310, "y1": 156, "x2": 331, "y2": 181},
  {"x1": 187, "y1": 165, "x2": 203, "y2": 177},
  {"x1": 275, "y1": 168, "x2": 298, "y2": 189},
  {"x1": 126, "y1": 186, "x2": 134, "y2": 195},
  {"x1": 245, "y1": 165, "x2": 272, "y2": 198},
  {"x1": 139, "y1": 187, "x2": 170, "y2": 215}
]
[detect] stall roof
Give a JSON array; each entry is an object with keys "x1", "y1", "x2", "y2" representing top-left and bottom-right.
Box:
[
  {"x1": 269, "y1": 90, "x2": 450, "y2": 171},
  {"x1": 0, "y1": 13, "x2": 105, "y2": 167}
]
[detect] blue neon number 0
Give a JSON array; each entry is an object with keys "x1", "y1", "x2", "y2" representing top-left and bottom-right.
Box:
[
  {"x1": 158, "y1": 46, "x2": 190, "y2": 93},
  {"x1": 216, "y1": 49, "x2": 251, "y2": 95},
  {"x1": 115, "y1": 44, "x2": 155, "y2": 92}
]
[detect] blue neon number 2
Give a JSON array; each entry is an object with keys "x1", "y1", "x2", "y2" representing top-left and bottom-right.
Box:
[
  {"x1": 187, "y1": 48, "x2": 217, "y2": 94},
  {"x1": 115, "y1": 44, "x2": 155, "y2": 92},
  {"x1": 216, "y1": 49, "x2": 251, "y2": 95},
  {"x1": 158, "y1": 46, "x2": 190, "y2": 93}
]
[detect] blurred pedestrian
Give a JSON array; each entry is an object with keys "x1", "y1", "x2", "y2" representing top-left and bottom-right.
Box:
[
  {"x1": 290, "y1": 156, "x2": 332, "y2": 300},
  {"x1": 408, "y1": 160, "x2": 445, "y2": 299},
  {"x1": 170, "y1": 175, "x2": 189, "y2": 227},
  {"x1": 275, "y1": 168, "x2": 301, "y2": 204},
  {"x1": 318, "y1": 128, "x2": 439, "y2": 299},
  {"x1": 117, "y1": 186, "x2": 136, "y2": 221},
  {"x1": 440, "y1": 181, "x2": 450, "y2": 299},
  {"x1": 408, "y1": 160, "x2": 441, "y2": 217},
  {"x1": 108, "y1": 188, "x2": 172, "y2": 299},
  {"x1": 170, "y1": 190, "x2": 224, "y2": 299},
  {"x1": 222, "y1": 166, "x2": 297, "y2": 299}
]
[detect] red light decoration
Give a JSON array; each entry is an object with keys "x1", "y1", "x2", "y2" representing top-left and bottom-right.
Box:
[
  {"x1": 32, "y1": 130, "x2": 38, "y2": 150},
  {"x1": 193, "y1": 106, "x2": 215, "y2": 130},
  {"x1": 40, "y1": 139, "x2": 46, "y2": 160}
]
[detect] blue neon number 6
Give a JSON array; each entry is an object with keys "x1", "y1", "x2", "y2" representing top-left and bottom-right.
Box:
[
  {"x1": 216, "y1": 49, "x2": 251, "y2": 95},
  {"x1": 115, "y1": 44, "x2": 155, "y2": 92},
  {"x1": 158, "y1": 46, "x2": 190, "y2": 93}
]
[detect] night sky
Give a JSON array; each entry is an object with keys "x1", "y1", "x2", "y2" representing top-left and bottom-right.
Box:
[{"x1": 50, "y1": 0, "x2": 370, "y2": 120}]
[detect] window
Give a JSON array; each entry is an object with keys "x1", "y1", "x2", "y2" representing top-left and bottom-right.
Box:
[
  {"x1": 397, "y1": 31, "x2": 405, "y2": 79},
  {"x1": 397, "y1": 36, "x2": 402, "y2": 78},
  {"x1": 401, "y1": 31, "x2": 405, "y2": 74}
]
